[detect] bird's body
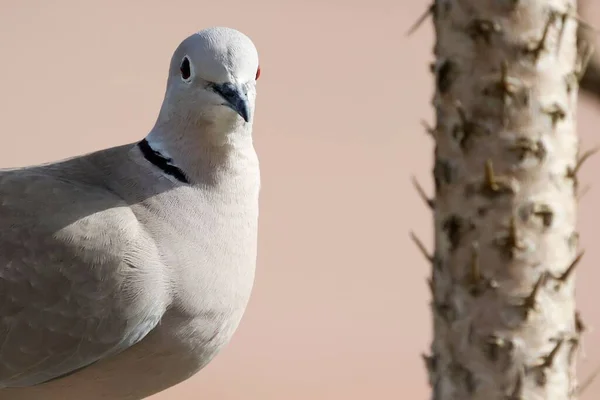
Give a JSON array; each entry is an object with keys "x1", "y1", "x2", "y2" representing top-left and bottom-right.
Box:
[{"x1": 0, "y1": 27, "x2": 261, "y2": 399}]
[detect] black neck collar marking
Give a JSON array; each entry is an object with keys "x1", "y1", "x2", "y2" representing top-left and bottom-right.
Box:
[{"x1": 138, "y1": 139, "x2": 189, "y2": 184}]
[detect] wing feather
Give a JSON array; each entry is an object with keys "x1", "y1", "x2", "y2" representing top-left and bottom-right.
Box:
[{"x1": 0, "y1": 168, "x2": 164, "y2": 387}]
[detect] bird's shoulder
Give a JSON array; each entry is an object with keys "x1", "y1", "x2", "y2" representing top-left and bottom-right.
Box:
[{"x1": 0, "y1": 154, "x2": 169, "y2": 388}]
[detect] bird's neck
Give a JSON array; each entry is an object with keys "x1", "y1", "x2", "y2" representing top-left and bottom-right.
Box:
[{"x1": 141, "y1": 119, "x2": 257, "y2": 186}]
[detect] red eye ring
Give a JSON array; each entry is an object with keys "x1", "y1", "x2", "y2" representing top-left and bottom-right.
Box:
[{"x1": 255, "y1": 65, "x2": 261, "y2": 80}]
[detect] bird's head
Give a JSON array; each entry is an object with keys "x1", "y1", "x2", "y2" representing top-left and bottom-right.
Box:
[{"x1": 161, "y1": 27, "x2": 260, "y2": 129}]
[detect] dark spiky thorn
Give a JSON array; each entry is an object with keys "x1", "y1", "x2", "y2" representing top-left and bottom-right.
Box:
[
  {"x1": 541, "y1": 103, "x2": 567, "y2": 127},
  {"x1": 529, "y1": 12, "x2": 557, "y2": 61},
  {"x1": 482, "y1": 159, "x2": 513, "y2": 197},
  {"x1": 466, "y1": 243, "x2": 482, "y2": 295},
  {"x1": 551, "y1": 251, "x2": 584, "y2": 288},
  {"x1": 539, "y1": 338, "x2": 565, "y2": 369},
  {"x1": 410, "y1": 231, "x2": 433, "y2": 263},
  {"x1": 519, "y1": 272, "x2": 548, "y2": 317},
  {"x1": 422, "y1": 352, "x2": 438, "y2": 374},
  {"x1": 529, "y1": 338, "x2": 564, "y2": 386},
  {"x1": 482, "y1": 61, "x2": 524, "y2": 125},
  {"x1": 567, "y1": 146, "x2": 599, "y2": 179},
  {"x1": 485, "y1": 159, "x2": 498, "y2": 189},
  {"x1": 495, "y1": 216, "x2": 525, "y2": 259},
  {"x1": 406, "y1": 3, "x2": 434, "y2": 36},
  {"x1": 468, "y1": 18, "x2": 502, "y2": 44},
  {"x1": 421, "y1": 119, "x2": 436, "y2": 138},
  {"x1": 482, "y1": 60, "x2": 518, "y2": 102},
  {"x1": 466, "y1": 242, "x2": 497, "y2": 295},
  {"x1": 412, "y1": 176, "x2": 435, "y2": 209}
]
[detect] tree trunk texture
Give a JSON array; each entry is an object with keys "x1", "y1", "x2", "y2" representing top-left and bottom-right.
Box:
[{"x1": 425, "y1": 0, "x2": 584, "y2": 399}]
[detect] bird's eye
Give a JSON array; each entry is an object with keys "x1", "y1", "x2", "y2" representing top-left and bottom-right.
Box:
[
  {"x1": 255, "y1": 65, "x2": 261, "y2": 80},
  {"x1": 180, "y1": 56, "x2": 192, "y2": 82}
]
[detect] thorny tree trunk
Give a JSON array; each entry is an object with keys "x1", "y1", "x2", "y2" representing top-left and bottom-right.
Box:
[{"x1": 423, "y1": 0, "x2": 588, "y2": 399}]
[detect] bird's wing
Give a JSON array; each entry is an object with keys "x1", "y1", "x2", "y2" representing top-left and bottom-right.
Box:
[{"x1": 0, "y1": 168, "x2": 165, "y2": 388}]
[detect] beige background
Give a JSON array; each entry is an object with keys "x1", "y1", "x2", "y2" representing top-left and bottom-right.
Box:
[{"x1": 0, "y1": 1, "x2": 599, "y2": 399}]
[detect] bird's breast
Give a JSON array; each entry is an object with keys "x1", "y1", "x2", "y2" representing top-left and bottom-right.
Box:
[{"x1": 141, "y1": 181, "x2": 260, "y2": 356}]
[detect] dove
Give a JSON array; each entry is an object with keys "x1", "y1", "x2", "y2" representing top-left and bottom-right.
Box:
[{"x1": 0, "y1": 26, "x2": 261, "y2": 400}]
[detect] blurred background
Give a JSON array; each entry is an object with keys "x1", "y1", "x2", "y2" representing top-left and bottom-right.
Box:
[{"x1": 0, "y1": 0, "x2": 599, "y2": 399}]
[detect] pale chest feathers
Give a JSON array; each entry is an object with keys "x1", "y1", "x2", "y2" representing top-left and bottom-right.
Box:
[{"x1": 132, "y1": 178, "x2": 260, "y2": 344}]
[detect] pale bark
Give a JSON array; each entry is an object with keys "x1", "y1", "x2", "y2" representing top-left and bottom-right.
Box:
[{"x1": 425, "y1": 0, "x2": 583, "y2": 399}]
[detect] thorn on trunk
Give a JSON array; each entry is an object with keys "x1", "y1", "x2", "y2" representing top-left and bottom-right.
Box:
[
  {"x1": 482, "y1": 61, "x2": 527, "y2": 124},
  {"x1": 551, "y1": 251, "x2": 584, "y2": 288},
  {"x1": 531, "y1": 338, "x2": 564, "y2": 386},
  {"x1": 567, "y1": 146, "x2": 599, "y2": 179},
  {"x1": 410, "y1": 231, "x2": 433, "y2": 263},
  {"x1": 518, "y1": 272, "x2": 548, "y2": 317},
  {"x1": 539, "y1": 338, "x2": 564, "y2": 369},
  {"x1": 422, "y1": 352, "x2": 438, "y2": 374},
  {"x1": 482, "y1": 159, "x2": 514, "y2": 198},
  {"x1": 421, "y1": 119, "x2": 436, "y2": 138},
  {"x1": 412, "y1": 176, "x2": 435, "y2": 209},
  {"x1": 466, "y1": 243, "x2": 498, "y2": 296},
  {"x1": 495, "y1": 216, "x2": 525, "y2": 259},
  {"x1": 406, "y1": 3, "x2": 434, "y2": 36},
  {"x1": 527, "y1": 12, "x2": 557, "y2": 61}
]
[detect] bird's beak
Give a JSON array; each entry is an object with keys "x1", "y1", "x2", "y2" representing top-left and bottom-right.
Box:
[{"x1": 212, "y1": 82, "x2": 251, "y2": 123}]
